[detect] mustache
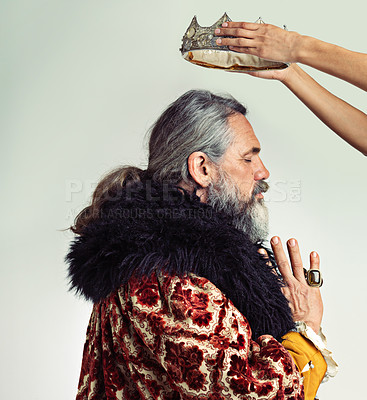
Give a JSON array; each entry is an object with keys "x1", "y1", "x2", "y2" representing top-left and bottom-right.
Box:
[{"x1": 253, "y1": 180, "x2": 269, "y2": 195}]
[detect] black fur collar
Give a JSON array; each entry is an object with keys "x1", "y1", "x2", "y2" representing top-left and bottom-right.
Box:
[{"x1": 65, "y1": 179, "x2": 294, "y2": 340}]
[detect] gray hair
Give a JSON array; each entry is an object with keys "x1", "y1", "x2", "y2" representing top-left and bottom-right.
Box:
[
  {"x1": 146, "y1": 89, "x2": 247, "y2": 185},
  {"x1": 68, "y1": 90, "x2": 248, "y2": 235}
]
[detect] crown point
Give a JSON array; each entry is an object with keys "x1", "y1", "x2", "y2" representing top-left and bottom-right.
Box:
[
  {"x1": 212, "y1": 12, "x2": 231, "y2": 28},
  {"x1": 223, "y1": 12, "x2": 231, "y2": 21},
  {"x1": 187, "y1": 16, "x2": 199, "y2": 31}
]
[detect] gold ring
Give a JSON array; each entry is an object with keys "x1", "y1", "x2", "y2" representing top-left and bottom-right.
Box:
[{"x1": 303, "y1": 268, "x2": 323, "y2": 288}]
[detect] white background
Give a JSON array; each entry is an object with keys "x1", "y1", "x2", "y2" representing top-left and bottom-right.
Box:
[{"x1": 1, "y1": 0, "x2": 366, "y2": 399}]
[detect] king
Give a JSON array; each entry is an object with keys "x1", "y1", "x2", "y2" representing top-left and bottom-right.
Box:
[{"x1": 65, "y1": 88, "x2": 336, "y2": 399}]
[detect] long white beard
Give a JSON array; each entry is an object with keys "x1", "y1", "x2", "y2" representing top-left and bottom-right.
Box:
[{"x1": 206, "y1": 168, "x2": 269, "y2": 243}]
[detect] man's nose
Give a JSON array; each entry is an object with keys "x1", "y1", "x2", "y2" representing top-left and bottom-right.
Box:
[{"x1": 254, "y1": 158, "x2": 270, "y2": 181}]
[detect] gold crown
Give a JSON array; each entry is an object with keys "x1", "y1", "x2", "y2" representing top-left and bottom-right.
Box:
[{"x1": 180, "y1": 13, "x2": 288, "y2": 72}]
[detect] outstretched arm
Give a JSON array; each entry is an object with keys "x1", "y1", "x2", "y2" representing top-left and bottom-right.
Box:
[
  {"x1": 215, "y1": 24, "x2": 367, "y2": 155},
  {"x1": 282, "y1": 64, "x2": 367, "y2": 155},
  {"x1": 215, "y1": 21, "x2": 367, "y2": 91},
  {"x1": 295, "y1": 36, "x2": 367, "y2": 92}
]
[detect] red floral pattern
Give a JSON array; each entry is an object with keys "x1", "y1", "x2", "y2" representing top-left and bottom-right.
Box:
[{"x1": 75, "y1": 272, "x2": 304, "y2": 399}]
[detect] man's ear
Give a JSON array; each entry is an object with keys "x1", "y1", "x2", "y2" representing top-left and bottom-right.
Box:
[{"x1": 187, "y1": 151, "x2": 216, "y2": 188}]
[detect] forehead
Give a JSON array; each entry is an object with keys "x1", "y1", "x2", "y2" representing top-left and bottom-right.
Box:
[{"x1": 226, "y1": 113, "x2": 260, "y2": 154}]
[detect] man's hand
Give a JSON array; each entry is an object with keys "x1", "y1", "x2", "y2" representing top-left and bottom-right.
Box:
[
  {"x1": 214, "y1": 21, "x2": 301, "y2": 63},
  {"x1": 270, "y1": 236, "x2": 323, "y2": 334}
]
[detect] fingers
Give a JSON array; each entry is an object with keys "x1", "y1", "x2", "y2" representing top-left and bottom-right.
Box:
[
  {"x1": 215, "y1": 27, "x2": 256, "y2": 39},
  {"x1": 274, "y1": 237, "x2": 323, "y2": 333},
  {"x1": 214, "y1": 23, "x2": 259, "y2": 48},
  {"x1": 226, "y1": 45, "x2": 247, "y2": 53},
  {"x1": 310, "y1": 251, "x2": 320, "y2": 270},
  {"x1": 286, "y1": 239, "x2": 305, "y2": 281},
  {"x1": 221, "y1": 21, "x2": 260, "y2": 31},
  {"x1": 270, "y1": 237, "x2": 294, "y2": 285},
  {"x1": 271, "y1": 236, "x2": 321, "y2": 285},
  {"x1": 216, "y1": 37, "x2": 256, "y2": 48},
  {"x1": 227, "y1": 46, "x2": 247, "y2": 54}
]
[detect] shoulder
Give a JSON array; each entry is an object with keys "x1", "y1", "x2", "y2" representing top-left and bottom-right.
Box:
[
  {"x1": 127, "y1": 271, "x2": 252, "y2": 341},
  {"x1": 128, "y1": 271, "x2": 234, "y2": 308}
]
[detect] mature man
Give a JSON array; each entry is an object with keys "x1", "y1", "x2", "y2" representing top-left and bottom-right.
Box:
[{"x1": 65, "y1": 90, "x2": 334, "y2": 400}]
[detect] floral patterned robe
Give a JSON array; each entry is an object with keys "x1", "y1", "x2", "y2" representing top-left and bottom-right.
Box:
[{"x1": 76, "y1": 272, "x2": 304, "y2": 399}]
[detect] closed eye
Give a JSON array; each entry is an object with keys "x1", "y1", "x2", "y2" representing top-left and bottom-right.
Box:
[{"x1": 243, "y1": 158, "x2": 252, "y2": 163}]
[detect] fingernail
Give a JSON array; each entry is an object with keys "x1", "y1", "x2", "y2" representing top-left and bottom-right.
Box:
[
  {"x1": 272, "y1": 237, "x2": 279, "y2": 245},
  {"x1": 215, "y1": 28, "x2": 220, "y2": 34},
  {"x1": 222, "y1": 22, "x2": 228, "y2": 27},
  {"x1": 289, "y1": 239, "x2": 296, "y2": 247},
  {"x1": 311, "y1": 251, "x2": 317, "y2": 258},
  {"x1": 258, "y1": 248, "x2": 267, "y2": 255},
  {"x1": 216, "y1": 38, "x2": 222, "y2": 44}
]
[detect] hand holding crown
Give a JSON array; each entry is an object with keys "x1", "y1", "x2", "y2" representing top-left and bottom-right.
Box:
[
  {"x1": 180, "y1": 14, "x2": 288, "y2": 71},
  {"x1": 214, "y1": 21, "x2": 301, "y2": 64}
]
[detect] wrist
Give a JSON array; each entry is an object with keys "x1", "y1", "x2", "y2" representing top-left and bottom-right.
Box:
[
  {"x1": 289, "y1": 32, "x2": 304, "y2": 62},
  {"x1": 288, "y1": 322, "x2": 339, "y2": 382},
  {"x1": 294, "y1": 320, "x2": 320, "y2": 336},
  {"x1": 278, "y1": 63, "x2": 300, "y2": 85},
  {"x1": 295, "y1": 35, "x2": 319, "y2": 65}
]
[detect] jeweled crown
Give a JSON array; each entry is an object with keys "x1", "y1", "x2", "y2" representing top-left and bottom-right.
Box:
[
  {"x1": 180, "y1": 14, "x2": 288, "y2": 72},
  {"x1": 180, "y1": 13, "x2": 231, "y2": 53}
]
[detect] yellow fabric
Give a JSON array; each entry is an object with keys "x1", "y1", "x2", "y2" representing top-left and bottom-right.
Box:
[{"x1": 282, "y1": 331, "x2": 327, "y2": 400}]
